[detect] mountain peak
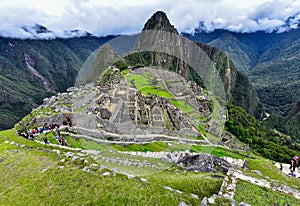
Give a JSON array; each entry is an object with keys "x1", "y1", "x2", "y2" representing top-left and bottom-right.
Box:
[{"x1": 142, "y1": 11, "x2": 178, "y2": 34}]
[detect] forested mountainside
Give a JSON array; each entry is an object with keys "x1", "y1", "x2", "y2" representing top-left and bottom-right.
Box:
[{"x1": 0, "y1": 35, "x2": 114, "y2": 130}]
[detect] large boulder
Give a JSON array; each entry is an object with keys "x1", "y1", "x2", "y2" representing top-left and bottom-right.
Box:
[{"x1": 175, "y1": 153, "x2": 231, "y2": 173}]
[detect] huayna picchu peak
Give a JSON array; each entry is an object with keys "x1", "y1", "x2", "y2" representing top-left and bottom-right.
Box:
[{"x1": 143, "y1": 11, "x2": 179, "y2": 34}]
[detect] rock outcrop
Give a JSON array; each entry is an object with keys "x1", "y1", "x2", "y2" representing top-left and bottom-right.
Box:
[
  {"x1": 143, "y1": 11, "x2": 179, "y2": 34},
  {"x1": 175, "y1": 153, "x2": 232, "y2": 173}
]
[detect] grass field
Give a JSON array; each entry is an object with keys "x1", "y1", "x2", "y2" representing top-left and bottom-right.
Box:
[
  {"x1": 235, "y1": 180, "x2": 300, "y2": 205},
  {"x1": 2, "y1": 129, "x2": 300, "y2": 205},
  {"x1": 126, "y1": 73, "x2": 173, "y2": 98},
  {"x1": 0, "y1": 130, "x2": 223, "y2": 206},
  {"x1": 170, "y1": 99, "x2": 195, "y2": 113}
]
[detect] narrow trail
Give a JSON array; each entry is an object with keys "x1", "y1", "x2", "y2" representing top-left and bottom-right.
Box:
[{"x1": 69, "y1": 126, "x2": 208, "y2": 145}]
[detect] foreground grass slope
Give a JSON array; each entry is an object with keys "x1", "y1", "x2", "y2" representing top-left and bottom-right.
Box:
[
  {"x1": 1, "y1": 129, "x2": 300, "y2": 205},
  {"x1": 0, "y1": 130, "x2": 222, "y2": 205}
]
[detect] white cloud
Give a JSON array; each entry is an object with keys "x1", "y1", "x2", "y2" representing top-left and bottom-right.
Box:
[{"x1": 0, "y1": 0, "x2": 299, "y2": 39}]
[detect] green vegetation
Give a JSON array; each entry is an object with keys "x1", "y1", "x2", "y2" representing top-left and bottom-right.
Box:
[
  {"x1": 0, "y1": 37, "x2": 110, "y2": 130},
  {"x1": 126, "y1": 73, "x2": 173, "y2": 98},
  {"x1": 66, "y1": 136, "x2": 115, "y2": 151},
  {"x1": 113, "y1": 59, "x2": 129, "y2": 70},
  {"x1": 170, "y1": 100, "x2": 195, "y2": 113},
  {"x1": 186, "y1": 28, "x2": 299, "y2": 118},
  {"x1": 265, "y1": 103, "x2": 300, "y2": 142},
  {"x1": 246, "y1": 157, "x2": 300, "y2": 189},
  {"x1": 225, "y1": 104, "x2": 300, "y2": 163},
  {"x1": 146, "y1": 171, "x2": 223, "y2": 201},
  {"x1": 2, "y1": 129, "x2": 300, "y2": 205},
  {"x1": 191, "y1": 145, "x2": 248, "y2": 159},
  {"x1": 0, "y1": 147, "x2": 197, "y2": 205},
  {"x1": 198, "y1": 124, "x2": 207, "y2": 135},
  {"x1": 235, "y1": 180, "x2": 300, "y2": 205}
]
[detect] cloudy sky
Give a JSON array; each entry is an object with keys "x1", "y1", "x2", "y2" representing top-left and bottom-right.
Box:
[{"x1": 0, "y1": 0, "x2": 299, "y2": 39}]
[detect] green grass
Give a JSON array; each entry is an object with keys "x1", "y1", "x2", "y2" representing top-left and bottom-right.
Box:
[
  {"x1": 246, "y1": 157, "x2": 300, "y2": 189},
  {"x1": 0, "y1": 147, "x2": 197, "y2": 205},
  {"x1": 0, "y1": 131, "x2": 201, "y2": 205},
  {"x1": 235, "y1": 180, "x2": 300, "y2": 205},
  {"x1": 170, "y1": 100, "x2": 195, "y2": 113},
  {"x1": 146, "y1": 171, "x2": 223, "y2": 201},
  {"x1": 198, "y1": 124, "x2": 207, "y2": 135},
  {"x1": 140, "y1": 86, "x2": 173, "y2": 98},
  {"x1": 0, "y1": 129, "x2": 49, "y2": 149},
  {"x1": 65, "y1": 136, "x2": 112, "y2": 150},
  {"x1": 112, "y1": 142, "x2": 191, "y2": 153},
  {"x1": 2, "y1": 129, "x2": 300, "y2": 205},
  {"x1": 198, "y1": 116, "x2": 206, "y2": 122},
  {"x1": 126, "y1": 74, "x2": 149, "y2": 87},
  {"x1": 126, "y1": 73, "x2": 173, "y2": 98},
  {"x1": 191, "y1": 145, "x2": 248, "y2": 159}
]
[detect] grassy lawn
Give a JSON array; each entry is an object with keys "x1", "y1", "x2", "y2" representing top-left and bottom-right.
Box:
[
  {"x1": 170, "y1": 99, "x2": 195, "y2": 113},
  {"x1": 145, "y1": 171, "x2": 223, "y2": 201},
  {"x1": 140, "y1": 86, "x2": 173, "y2": 98},
  {"x1": 66, "y1": 136, "x2": 112, "y2": 151},
  {"x1": 0, "y1": 148, "x2": 197, "y2": 205},
  {"x1": 126, "y1": 73, "x2": 173, "y2": 98},
  {"x1": 112, "y1": 142, "x2": 191, "y2": 153},
  {"x1": 235, "y1": 180, "x2": 300, "y2": 205},
  {"x1": 0, "y1": 131, "x2": 201, "y2": 206},
  {"x1": 0, "y1": 129, "x2": 50, "y2": 149},
  {"x1": 198, "y1": 124, "x2": 207, "y2": 135},
  {"x1": 191, "y1": 145, "x2": 248, "y2": 159}
]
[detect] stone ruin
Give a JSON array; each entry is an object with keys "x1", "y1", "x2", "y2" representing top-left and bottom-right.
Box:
[{"x1": 17, "y1": 67, "x2": 214, "y2": 144}]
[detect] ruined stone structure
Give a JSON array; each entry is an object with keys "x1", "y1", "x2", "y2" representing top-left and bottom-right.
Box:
[{"x1": 17, "y1": 67, "x2": 213, "y2": 144}]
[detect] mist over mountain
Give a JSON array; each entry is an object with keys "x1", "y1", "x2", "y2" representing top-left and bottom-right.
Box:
[{"x1": 1, "y1": 0, "x2": 299, "y2": 39}]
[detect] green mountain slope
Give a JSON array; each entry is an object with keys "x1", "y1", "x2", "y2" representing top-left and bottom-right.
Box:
[{"x1": 1, "y1": 126, "x2": 300, "y2": 205}]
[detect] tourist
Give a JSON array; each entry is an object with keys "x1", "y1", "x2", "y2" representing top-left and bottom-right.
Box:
[
  {"x1": 29, "y1": 134, "x2": 34, "y2": 141},
  {"x1": 61, "y1": 136, "x2": 67, "y2": 146},
  {"x1": 43, "y1": 136, "x2": 49, "y2": 144},
  {"x1": 289, "y1": 156, "x2": 299, "y2": 177}
]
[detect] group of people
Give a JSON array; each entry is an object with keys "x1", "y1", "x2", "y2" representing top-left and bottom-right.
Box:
[
  {"x1": 18, "y1": 122, "x2": 67, "y2": 146},
  {"x1": 54, "y1": 130, "x2": 67, "y2": 146},
  {"x1": 19, "y1": 123, "x2": 60, "y2": 138}
]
